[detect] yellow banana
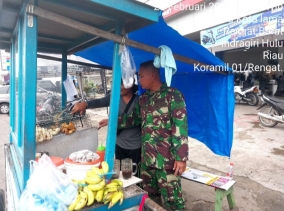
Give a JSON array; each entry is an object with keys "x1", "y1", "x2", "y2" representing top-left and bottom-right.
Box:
[
  {"x1": 72, "y1": 179, "x2": 86, "y2": 185},
  {"x1": 68, "y1": 193, "x2": 81, "y2": 211},
  {"x1": 104, "y1": 186, "x2": 119, "y2": 194},
  {"x1": 108, "y1": 191, "x2": 123, "y2": 209},
  {"x1": 74, "y1": 191, "x2": 88, "y2": 210},
  {"x1": 92, "y1": 167, "x2": 102, "y2": 175},
  {"x1": 85, "y1": 176, "x2": 103, "y2": 184},
  {"x1": 104, "y1": 199, "x2": 111, "y2": 204},
  {"x1": 88, "y1": 179, "x2": 106, "y2": 191},
  {"x1": 111, "y1": 179, "x2": 123, "y2": 187},
  {"x1": 103, "y1": 191, "x2": 116, "y2": 202},
  {"x1": 75, "y1": 180, "x2": 86, "y2": 191},
  {"x1": 86, "y1": 170, "x2": 101, "y2": 178},
  {"x1": 100, "y1": 168, "x2": 105, "y2": 175},
  {"x1": 83, "y1": 186, "x2": 95, "y2": 206},
  {"x1": 101, "y1": 161, "x2": 109, "y2": 174},
  {"x1": 105, "y1": 181, "x2": 119, "y2": 189},
  {"x1": 96, "y1": 188, "x2": 104, "y2": 202},
  {"x1": 92, "y1": 191, "x2": 97, "y2": 199}
]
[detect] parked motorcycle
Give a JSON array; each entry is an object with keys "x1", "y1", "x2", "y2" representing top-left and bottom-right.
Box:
[
  {"x1": 234, "y1": 85, "x2": 259, "y2": 106},
  {"x1": 37, "y1": 92, "x2": 61, "y2": 115},
  {"x1": 202, "y1": 30, "x2": 215, "y2": 45},
  {"x1": 257, "y1": 95, "x2": 284, "y2": 127}
]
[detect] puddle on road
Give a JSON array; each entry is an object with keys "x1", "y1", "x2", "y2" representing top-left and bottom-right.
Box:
[
  {"x1": 266, "y1": 138, "x2": 275, "y2": 142},
  {"x1": 234, "y1": 131, "x2": 254, "y2": 140},
  {"x1": 250, "y1": 121, "x2": 262, "y2": 129},
  {"x1": 272, "y1": 148, "x2": 284, "y2": 156}
]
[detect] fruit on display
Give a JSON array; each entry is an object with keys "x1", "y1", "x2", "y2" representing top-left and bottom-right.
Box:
[
  {"x1": 96, "y1": 188, "x2": 104, "y2": 202},
  {"x1": 74, "y1": 191, "x2": 88, "y2": 210},
  {"x1": 88, "y1": 179, "x2": 106, "y2": 191},
  {"x1": 68, "y1": 161, "x2": 124, "y2": 210},
  {"x1": 85, "y1": 176, "x2": 103, "y2": 185},
  {"x1": 83, "y1": 186, "x2": 95, "y2": 206},
  {"x1": 108, "y1": 191, "x2": 123, "y2": 209},
  {"x1": 101, "y1": 161, "x2": 109, "y2": 174},
  {"x1": 68, "y1": 194, "x2": 81, "y2": 211}
]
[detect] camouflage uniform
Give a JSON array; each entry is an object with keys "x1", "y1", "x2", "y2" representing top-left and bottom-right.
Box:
[{"x1": 119, "y1": 83, "x2": 188, "y2": 211}]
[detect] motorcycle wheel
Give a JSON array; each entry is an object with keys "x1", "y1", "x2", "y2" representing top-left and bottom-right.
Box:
[
  {"x1": 234, "y1": 93, "x2": 242, "y2": 103},
  {"x1": 258, "y1": 107, "x2": 279, "y2": 127},
  {"x1": 246, "y1": 93, "x2": 259, "y2": 106}
]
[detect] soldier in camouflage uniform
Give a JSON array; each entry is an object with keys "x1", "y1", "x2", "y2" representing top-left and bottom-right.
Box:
[{"x1": 119, "y1": 60, "x2": 188, "y2": 211}]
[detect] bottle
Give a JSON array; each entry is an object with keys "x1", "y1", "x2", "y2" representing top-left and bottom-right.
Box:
[
  {"x1": 226, "y1": 162, "x2": 234, "y2": 178},
  {"x1": 96, "y1": 144, "x2": 106, "y2": 168}
]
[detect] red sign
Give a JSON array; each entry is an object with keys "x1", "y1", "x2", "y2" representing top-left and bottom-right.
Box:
[{"x1": 163, "y1": 0, "x2": 204, "y2": 18}]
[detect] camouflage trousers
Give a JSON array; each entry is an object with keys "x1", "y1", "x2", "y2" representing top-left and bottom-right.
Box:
[{"x1": 141, "y1": 163, "x2": 185, "y2": 211}]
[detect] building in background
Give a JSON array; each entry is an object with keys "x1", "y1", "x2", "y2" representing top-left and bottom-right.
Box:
[
  {"x1": 0, "y1": 50, "x2": 10, "y2": 84},
  {"x1": 162, "y1": 0, "x2": 284, "y2": 79}
]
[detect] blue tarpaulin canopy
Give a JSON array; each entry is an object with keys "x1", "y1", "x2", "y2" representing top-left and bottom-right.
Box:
[{"x1": 76, "y1": 16, "x2": 235, "y2": 157}]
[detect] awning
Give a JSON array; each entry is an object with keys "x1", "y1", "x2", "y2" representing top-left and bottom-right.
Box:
[{"x1": 76, "y1": 16, "x2": 235, "y2": 157}]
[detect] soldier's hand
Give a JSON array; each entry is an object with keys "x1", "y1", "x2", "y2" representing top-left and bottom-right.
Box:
[
  {"x1": 71, "y1": 101, "x2": 88, "y2": 115},
  {"x1": 173, "y1": 160, "x2": 186, "y2": 176},
  {"x1": 98, "y1": 119, "x2": 108, "y2": 129}
]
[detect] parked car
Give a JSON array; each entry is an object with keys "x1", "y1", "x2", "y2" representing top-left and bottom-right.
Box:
[
  {"x1": 38, "y1": 80, "x2": 57, "y2": 92},
  {"x1": 0, "y1": 82, "x2": 61, "y2": 114},
  {"x1": 0, "y1": 85, "x2": 9, "y2": 114}
]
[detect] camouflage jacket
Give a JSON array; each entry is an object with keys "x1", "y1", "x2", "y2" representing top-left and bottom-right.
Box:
[{"x1": 119, "y1": 83, "x2": 188, "y2": 169}]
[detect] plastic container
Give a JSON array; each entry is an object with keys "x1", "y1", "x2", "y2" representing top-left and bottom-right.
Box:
[
  {"x1": 64, "y1": 157, "x2": 100, "y2": 180},
  {"x1": 96, "y1": 144, "x2": 106, "y2": 168},
  {"x1": 36, "y1": 156, "x2": 64, "y2": 172},
  {"x1": 226, "y1": 162, "x2": 234, "y2": 178}
]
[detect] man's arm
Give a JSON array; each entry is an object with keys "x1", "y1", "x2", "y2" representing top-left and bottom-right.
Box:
[
  {"x1": 71, "y1": 94, "x2": 111, "y2": 114},
  {"x1": 170, "y1": 90, "x2": 189, "y2": 175},
  {"x1": 87, "y1": 94, "x2": 111, "y2": 108}
]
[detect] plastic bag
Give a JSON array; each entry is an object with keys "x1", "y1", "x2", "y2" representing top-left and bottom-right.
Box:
[
  {"x1": 120, "y1": 44, "x2": 136, "y2": 88},
  {"x1": 19, "y1": 154, "x2": 78, "y2": 211},
  {"x1": 69, "y1": 149, "x2": 99, "y2": 163},
  {"x1": 63, "y1": 76, "x2": 78, "y2": 101}
]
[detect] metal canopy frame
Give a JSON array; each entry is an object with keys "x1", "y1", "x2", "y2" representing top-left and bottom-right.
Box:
[{"x1": 27, "y1": 5, "x2": 222, "y2": 73}]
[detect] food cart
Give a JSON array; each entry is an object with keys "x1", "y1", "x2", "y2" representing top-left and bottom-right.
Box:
[{"x1": 0, "y1": 0, "x2": 234, "y2": 210}]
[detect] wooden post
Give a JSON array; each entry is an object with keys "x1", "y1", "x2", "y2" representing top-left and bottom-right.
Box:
[{"x1": 215, "y1": 187, "x2": 239, "y2": 211}]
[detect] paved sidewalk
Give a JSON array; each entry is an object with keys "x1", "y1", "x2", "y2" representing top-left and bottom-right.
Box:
[{"x1": 0, "y1": 114, "x2": 9, "y2": 191}]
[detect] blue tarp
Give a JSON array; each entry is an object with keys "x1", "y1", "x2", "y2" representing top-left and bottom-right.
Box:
[{"x1": 76, "y1": 16, "x2": 235, "y2": 157}]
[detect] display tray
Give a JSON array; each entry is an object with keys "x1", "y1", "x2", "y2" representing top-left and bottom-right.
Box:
[{"x1": 118, "y1": 171, "x2": 143, "y2": 188}]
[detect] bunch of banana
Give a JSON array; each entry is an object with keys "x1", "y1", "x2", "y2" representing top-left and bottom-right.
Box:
[
  {"x1": 68, "y1": 191, "x2": 88, "y2": 211},
  {"x1": 71, "y1": 179, "x2": 86, "y2": 192},
  {"x1": 102, "y1": 179, "x2": 124, "y2": 209},
  {"x1": 69, "y1": 161, "x2": 124, "y2": 210}
]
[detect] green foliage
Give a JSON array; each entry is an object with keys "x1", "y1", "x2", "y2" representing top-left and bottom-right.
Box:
[{"x1": 83, "y1": 80, "x2": 95, "y2": 96}]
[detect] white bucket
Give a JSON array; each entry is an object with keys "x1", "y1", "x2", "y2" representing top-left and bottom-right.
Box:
[{"x1": 64, "y1": 159, "x2": 100, "y2": 180}]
